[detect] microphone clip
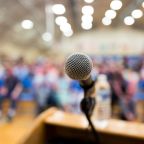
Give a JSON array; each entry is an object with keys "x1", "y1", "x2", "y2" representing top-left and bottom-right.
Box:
[
  {"x1": 80, "y1": 80, "x2": 95, "y2": 90},
  {"x1": 80, "y1": 97, "x2": 96, "y2": 117}
]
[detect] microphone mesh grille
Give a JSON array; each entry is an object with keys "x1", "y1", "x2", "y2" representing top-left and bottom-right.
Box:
[{"x1": 65, "y1": 53, "x2": 93, "y2": 80}]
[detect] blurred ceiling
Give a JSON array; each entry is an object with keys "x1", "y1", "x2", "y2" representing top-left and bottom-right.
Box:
[{"x1": 0, "y1": 0, "x2": 144, "y2": 49}]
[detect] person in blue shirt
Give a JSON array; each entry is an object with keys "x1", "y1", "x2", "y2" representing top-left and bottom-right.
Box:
[
  {"x1": 20, "y1": 72, "x2": 34, "y2": 101},
  {"x1": 0, "y1": 68, "x2": 22, "y2": 122}
]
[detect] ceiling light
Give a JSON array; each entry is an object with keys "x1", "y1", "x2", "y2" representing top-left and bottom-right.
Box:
[
  {"x1": 105, "y1": 9, "x2": 117, "y2": 19},
  {"x1": 124, "y1": 16, "x2": 135, "y2": 25},
  {"x1": 42, "y1": 32, "x2": 52, "y2": 42},
  {"x1": 60, "y1": 23, "x2": 72, "y2": 32},
  {"x1": 102, "y1": 17, "x2": 112, "y2": 26},
  {"x1": 142, "y1": 2, "x2": 144, "y2": 8},
  {"x1": 84, "y1": 0, "x2": 94, "y2": 3},
  {"x1": 52, "y1": 4, "x2": 65, "y2": 15},
  {"x1": 55, "y1": 16, "x2": 67, "y2": 25},
  {"x1": 131, "y1": 9, "x2": 143, "y2": 19},
  {"x1": 110, "y1": 0, "x2": 122, "y2": 10},
  {"x1": 81, "y1": 22, "x2": 92, "y2": 30},
  {"x1": 81, "y1": 15, "x2": 93, "y2": 22},
  {"x1": 82, "y1": 5, "x2": 94, "y2": 15},
  {"x1": 81, "y1": 20, "x2": 92, "y2": 26},
  {"x1": 21, "y1": 20, "x2": 34, "y2": 29},
  {"x1": 63, "y1": 30, "x2": 73, "y2": 37}
]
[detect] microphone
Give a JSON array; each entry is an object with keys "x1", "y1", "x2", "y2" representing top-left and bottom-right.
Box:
[
  {"x1": 64, "y1": 53, "x2": 95, "y2": 90},
  {"x1": 65, "y1": 53, "x2": 100, "y2": 144}
]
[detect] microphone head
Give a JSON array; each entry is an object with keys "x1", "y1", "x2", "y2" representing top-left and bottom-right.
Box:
[{"x1": 65, "y1": 53, "x2": 93, "y2": 80}]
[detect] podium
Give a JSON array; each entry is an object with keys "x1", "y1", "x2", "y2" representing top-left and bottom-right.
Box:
[{"x1": 20, "y1": 107, "x2": 144, "y2": 144}]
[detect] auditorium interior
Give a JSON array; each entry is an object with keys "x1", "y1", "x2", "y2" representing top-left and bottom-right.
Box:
[{"x1": 1, "y1": 0, "x2": 144, "y2": 144}]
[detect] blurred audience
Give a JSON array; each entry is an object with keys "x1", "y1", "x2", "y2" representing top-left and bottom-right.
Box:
[{"x1": 0, "y1": 55, "x2": 144, "y2": 123}]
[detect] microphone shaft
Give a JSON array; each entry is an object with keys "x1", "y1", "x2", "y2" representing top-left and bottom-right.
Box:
[{"x1": 80, "y1": 76, "x2": 96, "y2": 98}]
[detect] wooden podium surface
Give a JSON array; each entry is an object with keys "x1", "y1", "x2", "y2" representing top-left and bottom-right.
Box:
[
  {"x1": 45, "y1": 109, "x2": 144, "y2": 140},
  {"x1": 20, "y1": 107, "x2": 144, "y2": 144}
]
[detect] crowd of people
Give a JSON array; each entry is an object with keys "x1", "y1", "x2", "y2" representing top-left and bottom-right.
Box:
[
  {"x1": 0, "y1": 55, "x2": 144, "y2": 122},
  {"x1": 0, "y1": 56, "x2": 83, "y2": 122}
]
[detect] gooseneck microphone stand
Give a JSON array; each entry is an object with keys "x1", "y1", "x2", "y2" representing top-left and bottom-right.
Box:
[{"x1": 80, "y1": 83, "x2": 100, "y2": 144}]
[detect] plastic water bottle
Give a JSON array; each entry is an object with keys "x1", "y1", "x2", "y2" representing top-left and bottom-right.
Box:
[{"x1": 92, "y1": 74, "x2": 111, "y2": 128}]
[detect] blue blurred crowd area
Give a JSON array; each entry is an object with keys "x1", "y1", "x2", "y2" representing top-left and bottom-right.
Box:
[
  {"x1": 0, "y1": 55, "x2": 144, "y2": 122},
  {"x1": 0, "y1": 56, "x2": 84, "y2": 118}
]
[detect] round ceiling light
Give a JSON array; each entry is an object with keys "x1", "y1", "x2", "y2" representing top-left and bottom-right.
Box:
[
  {"x1": 82, "y1": 5, "x2": 94, "y2": 15},
  {"x1": 52, "y1": 4, "x2": 65, "y2": 15},
  {"x1": 102, "y1": 17, "x2": 112, "y2": 25},
  {"x1": 131, "y1": 9, "x2": 143, "y2": 19},
  {"x1": 42, "y1": 32, "x2": 52, "y2": 42},
  {"x1": 124, "y1": 16, "x2": 135, "y2": 25},
  {"x1": 81, "y1": 22, "x2": 92, "y2": 30},
  {"x1": 60, "y1": 22, "x2": 72, "y2": 33},
  {"x1": 142, "y1": 2, "x2": 144, "y2": 8},
  {"x1": 63, "y1": 30, "x2": 73, "y2": 37},
  {"x1": 110, "y1": 0, "x2": 122, "y2": 10},
  {"x1": 84, "y1": 0, "x2": 94, "y2": 3},
  {"x1": 55, "y1": 16, "x2": 67, "y2": 25},
  {"x1": 21, "y1": 20, "x2": 34, "y2": 29},
  {"x1": 105, "y1": 9, "x2": 117, "y2": 19},
  {"x1": 81, "y1": 15, "x2": 93, "y2": 22}
]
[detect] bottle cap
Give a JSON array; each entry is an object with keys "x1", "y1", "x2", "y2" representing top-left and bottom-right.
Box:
[{"x1": 97, "y1": 74, "x2": 107, "y2": 81}]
